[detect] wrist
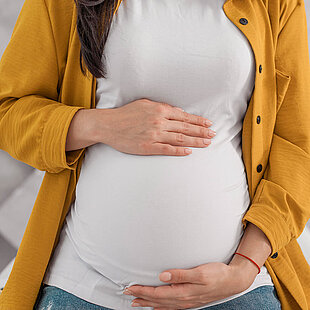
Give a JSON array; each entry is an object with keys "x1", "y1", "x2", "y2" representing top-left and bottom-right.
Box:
[
  {"x1": 65, "y1": 108, "x2": 101, "y2": 152},
  {"x1": 91, "y1": 108, "x2": 116, "y2": 145},
  {"x1": 229, "y1": 253, "x2": 260, "y2": 274},
  {"x1": 228, "y1": 253, "x2": 259, "y2": 289}
]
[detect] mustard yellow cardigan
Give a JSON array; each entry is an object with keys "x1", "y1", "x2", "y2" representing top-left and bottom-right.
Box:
[{"x1": 0, "y1": 0, "x2": 310, "y2": 308}]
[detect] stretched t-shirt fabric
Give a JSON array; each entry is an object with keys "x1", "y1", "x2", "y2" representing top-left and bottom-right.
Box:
[{"x1": 43, "y1": 0, "x2": 275, "y2": 309}]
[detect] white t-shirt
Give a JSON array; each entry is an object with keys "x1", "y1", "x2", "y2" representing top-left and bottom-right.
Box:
[{"x1": 43, "y1": 0, "x2": 275, "y2": 309}]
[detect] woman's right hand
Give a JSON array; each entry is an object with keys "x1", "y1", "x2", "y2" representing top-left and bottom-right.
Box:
[{"x1": 97, "y1": 98, "x2": 216, "y2": 156}]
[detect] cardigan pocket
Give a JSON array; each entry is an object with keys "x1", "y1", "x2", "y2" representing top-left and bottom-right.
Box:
[{"x1": 275, "y1": 68, "x2": 291, "y2": 113}]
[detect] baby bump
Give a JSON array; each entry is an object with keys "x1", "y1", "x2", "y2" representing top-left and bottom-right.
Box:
[{"x1": 65, "y1": 142, "x2": 251, "y2": 289}]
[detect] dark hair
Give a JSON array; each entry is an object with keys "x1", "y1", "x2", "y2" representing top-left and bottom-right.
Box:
[{"x1": 73, "y1": 0, "x2": 120, "y2": 78}]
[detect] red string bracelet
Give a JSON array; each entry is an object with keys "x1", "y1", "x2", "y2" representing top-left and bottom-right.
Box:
[{"x1": 234, "y1": 252, "x2": 261, "y2": 274}]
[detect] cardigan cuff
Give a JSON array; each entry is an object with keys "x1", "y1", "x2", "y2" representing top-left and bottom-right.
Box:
[
  {"x1": 40, "y1": 104, "x2": 86, "y2": 173},
  {"x1": 242, "y1": 178, "x2": 296, "y2": 259}
]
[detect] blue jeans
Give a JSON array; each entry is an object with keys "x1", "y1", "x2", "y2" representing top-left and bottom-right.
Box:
[{"x1": 34, "y1": 284, "x2": 282, "y2": 309}]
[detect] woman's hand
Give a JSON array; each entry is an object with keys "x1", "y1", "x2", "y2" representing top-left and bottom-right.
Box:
[
  {"x1": 123, "y1": 258, "x2": 258, "y2": 310},
  {"x1": 96, "y1": 98, "x2": 216, "y2": 156}
]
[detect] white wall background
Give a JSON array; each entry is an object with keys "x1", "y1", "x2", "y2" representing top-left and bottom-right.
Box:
[{"x1": 0, "y1": 0, "x2": 310, "y2": 283}]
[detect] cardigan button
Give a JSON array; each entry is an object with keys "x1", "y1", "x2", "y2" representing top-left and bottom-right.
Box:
[
  {"x1": 257, "y1": 164, "x2": 263, "y2": 173},
  {"x1": 239, "y1": 18, "x2": 248, "y2": 25},
  {"x1": 271, "y1": 252, "x2": 278, "y2": 259},
  {"x1": 259, "y1": 64, "x2": 263, "y2": 73},
  {"x1": 257, "y1": 115, "x2": 261, "y2": 124}
]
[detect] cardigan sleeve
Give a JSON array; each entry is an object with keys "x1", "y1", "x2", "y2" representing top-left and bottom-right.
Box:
[
  {"x1": 241, "y1": 0, "x2": 310, "y2": 258},
  {"x1": 0, "y1": 0, "x2": 86, "y2": 174}
]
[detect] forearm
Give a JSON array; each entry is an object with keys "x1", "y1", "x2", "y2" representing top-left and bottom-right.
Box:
[
  {"x1": 229, "y1": 222, "x2": 272, "y2": 274},
  {"x1": 65, "y1": 108, "x2": 114, "y2": 151}
]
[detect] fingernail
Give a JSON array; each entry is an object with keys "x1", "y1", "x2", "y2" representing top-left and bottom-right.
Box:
[
  {"x1": 209, "y1": 130, "x2": 216, "y2": 137},
  {"x1": 132, "y1": 302, "x2": 141, "y2": 307},
  {"x1": 123, "y1": 289, "x2": 133, "y2": 295},
  {"x1": 205, "y1": 120, "x2": 213, "y2": 126},
  {"x1": 160, "y1": 272, "x2": 171, "y2": 281}
]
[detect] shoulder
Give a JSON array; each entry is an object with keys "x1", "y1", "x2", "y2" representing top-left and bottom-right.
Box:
[
  {"x1": 21, "y1": 0, "x2": 76, "y2": 37},
  {"x1": 17, "y1": 0, "x2": 78, "y2": 79}
]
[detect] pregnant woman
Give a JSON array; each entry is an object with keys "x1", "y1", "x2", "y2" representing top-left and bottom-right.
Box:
[{"x1": 0, "y1": 0, "x2": 310, "y2": 309}]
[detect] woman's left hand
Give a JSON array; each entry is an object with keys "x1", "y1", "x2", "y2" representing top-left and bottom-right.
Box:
[{"x1": 123, "y1": 259, "x2": 259, "y2": 310}]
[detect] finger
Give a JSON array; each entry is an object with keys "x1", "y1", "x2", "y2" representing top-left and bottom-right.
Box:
[
  {"x1": 165, "y1": 119, "x2": 216, "y2": 139},
  {"x1": 165, "y1": 105, "x2": 213, "y2": 127},
  {"x1": 147, "y1": 142, "x2": 193, "y2": 156},
  {"x1": 127, "y1": 283, "x2": 202, "y2": 301},
  {"x1": 158, "y1": 131, "x2": 212, "y2": 148},
  {"x1": 175, "y1": 107, "x2": 184, "y2": 112},
  {"x1": 159, "y1": 267, "x2": 207, "y2": 285}
]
